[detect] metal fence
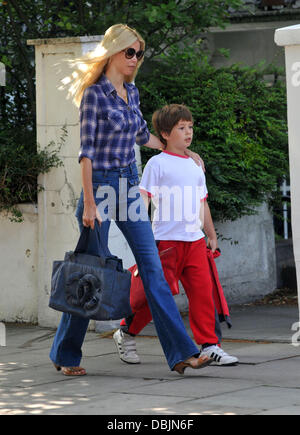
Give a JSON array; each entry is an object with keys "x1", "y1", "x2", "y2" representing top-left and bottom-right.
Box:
[
  {"x1": 232, "y1": 0, "x2": 300, "y2": 13},
  {"x1": 274, "y1": 179, "x2": 292, "y2": 240}
]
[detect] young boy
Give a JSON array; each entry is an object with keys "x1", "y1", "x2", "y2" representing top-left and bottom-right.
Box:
[{"x1": 114, "y1": 104, "x2": 238, "y2": 366}]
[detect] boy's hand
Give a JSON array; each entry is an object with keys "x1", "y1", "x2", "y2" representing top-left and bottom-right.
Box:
[
  {"x1": 207, "y1": 237, "x2": 218, "y2": 254},
  {"x1": 184, "y1": 149, "x2": 205, "y2": 172}
]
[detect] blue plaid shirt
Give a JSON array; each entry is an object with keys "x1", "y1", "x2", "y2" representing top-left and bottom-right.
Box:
[{"x1": 79, "y1": 74, "x2": 150, "y2": 170}]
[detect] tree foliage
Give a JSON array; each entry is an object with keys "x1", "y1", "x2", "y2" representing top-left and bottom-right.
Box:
[{"x1": 0, "y1": 0, "x2": 243, "y2": 132}]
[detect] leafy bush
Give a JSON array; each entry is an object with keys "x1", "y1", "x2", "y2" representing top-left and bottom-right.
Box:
[
  {"x1": 138, "y1": 49, "x2": 289, "y2": 222},
  {"x1": 0, "y1": 127, "x2": 66, "y2": 221}
]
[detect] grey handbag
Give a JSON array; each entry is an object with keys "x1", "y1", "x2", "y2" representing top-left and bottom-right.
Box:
[{"x1": 49, "y1": 226, "x2": 132, "y2": 321}]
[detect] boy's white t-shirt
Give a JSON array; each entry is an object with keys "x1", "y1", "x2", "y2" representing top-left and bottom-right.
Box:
[{"x1": 139, "y1": 151, "x2": 208, "y2": 242}]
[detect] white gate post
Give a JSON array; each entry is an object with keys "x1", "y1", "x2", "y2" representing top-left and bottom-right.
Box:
[
  {"x1": 275, "y1": 25, "x2": 300, "y2": 323},
  {"x1": 27, "y1": 36, "x2": 102, "y2": 327}
]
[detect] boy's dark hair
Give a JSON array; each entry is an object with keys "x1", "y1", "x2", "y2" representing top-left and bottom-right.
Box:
[{"x1": 152, "y1": 104, "x2": 194, "y2": 147}]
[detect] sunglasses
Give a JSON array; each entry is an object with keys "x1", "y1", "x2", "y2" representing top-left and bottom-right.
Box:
[{"x1": 123, "y1": 47, "x2": 145, "y2": 61}]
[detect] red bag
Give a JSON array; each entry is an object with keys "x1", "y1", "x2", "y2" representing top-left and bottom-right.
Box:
[
  {"x1": 129, "y1": 247, "x2": 179, "y2": 312},
  {"x1": 206, "y1": 248, "x2": 232, "y2": 328}
]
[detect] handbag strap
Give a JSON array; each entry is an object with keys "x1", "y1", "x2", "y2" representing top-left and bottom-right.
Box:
[
  {"x1": 75, "y1": 222, "x2": 107, "y2": 254},
  {"x1": 74, "y1": 226, "x2": 91, "y2": 254},
  {"x1": 74, "y1": 224, "x2": 125, "y2": 272}
]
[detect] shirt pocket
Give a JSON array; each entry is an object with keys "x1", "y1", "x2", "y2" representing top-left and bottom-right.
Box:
[{"x1": 107, "y1": 109, "x2": 128, "y2": 132}]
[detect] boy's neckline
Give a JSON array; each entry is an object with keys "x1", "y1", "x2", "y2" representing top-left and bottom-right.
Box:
[{"x1": 162, "y1": 150, "x2": 189, "y2": 159}]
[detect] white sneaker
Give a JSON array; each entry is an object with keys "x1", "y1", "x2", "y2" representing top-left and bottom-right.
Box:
[
  {"x1": 113, "y1": 329, "x2": 141, "y2": 364},
  {"x1": 201, "y1": 345, "x2": 239, "y2": 366}
]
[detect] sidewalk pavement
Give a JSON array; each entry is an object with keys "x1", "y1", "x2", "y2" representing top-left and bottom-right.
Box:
[{"x1": 0, "y1": 304, "x2": 299, "y2": 415}]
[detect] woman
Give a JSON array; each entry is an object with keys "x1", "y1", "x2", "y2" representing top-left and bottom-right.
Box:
[{"x1": 50, "y1": 24, "x2": 212, "y2": 376}]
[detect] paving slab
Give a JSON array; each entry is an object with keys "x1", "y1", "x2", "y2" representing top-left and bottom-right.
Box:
[
  {"x1": 47, "y1": 391, "x2": 259, "y2": 416},
  {"x1": 256, "y1": 406, "x2": 300, "y2": 416},
  {"x1": 186, "y1": 385, "x2": 300, "y2": 415},
  {"x1": 139, "y1": 305, "x2": 300, "y2": 344},
  {"x1": 118, "y1": 376, "x2": 262, "y2": 400},
  {"x1": 222, "y1": 305, "x2": 299, "y2": 343},
  {"x1": 198, "y1": 354, "x2": 300, "y2": 389}
]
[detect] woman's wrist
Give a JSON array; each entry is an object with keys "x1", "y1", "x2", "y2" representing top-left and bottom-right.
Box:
[{"x1": 83, "y1": 197, "x2": 96, "y2": 206}]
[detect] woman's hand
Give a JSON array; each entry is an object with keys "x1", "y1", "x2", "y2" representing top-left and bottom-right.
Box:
[
  {"x1": 185, "y1": 149, "x2": 205, "y2": 172},
  {"x1": 83, "y1": 200, "x2": 102, "y2": 230}
]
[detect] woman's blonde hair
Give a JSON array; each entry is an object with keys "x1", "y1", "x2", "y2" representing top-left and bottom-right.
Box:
[{"x1": 66, "y1": 24, "x2": 145, "y2": 107}]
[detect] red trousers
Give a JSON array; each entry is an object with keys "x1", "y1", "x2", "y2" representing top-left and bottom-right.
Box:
[{"x1": 121, "y1": 238, "x2": 219, "y2": 346}]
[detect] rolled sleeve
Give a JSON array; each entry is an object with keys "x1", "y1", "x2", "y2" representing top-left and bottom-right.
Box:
[
  {"x1": 133, "y1": 87, "x2": 150, "y2": 146},
  {"x1": 136, "y1": 116, "x2": 150, "y2": 146},
  {"x1": 79, "y1": 86, "x2": 98, "y2": 163}
]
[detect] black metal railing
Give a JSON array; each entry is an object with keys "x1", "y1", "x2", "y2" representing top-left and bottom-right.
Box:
[{"x1": 230, "y1": 0, "x2": 300, "y2": 19}]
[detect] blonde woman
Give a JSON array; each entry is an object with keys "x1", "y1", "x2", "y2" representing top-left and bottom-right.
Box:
[{"x1": 49, "y1": 24, "x2": 211, "y2": 376}]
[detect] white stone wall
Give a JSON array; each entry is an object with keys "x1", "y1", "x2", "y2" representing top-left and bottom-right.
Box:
[{"x1": 0, "y1": 205, "x2": 38, "y2": 323}]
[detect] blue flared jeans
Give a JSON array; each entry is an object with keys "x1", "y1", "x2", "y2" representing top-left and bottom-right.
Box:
[{"x1": 49, "y1": 162, "x2": 199, "y2": 370}]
